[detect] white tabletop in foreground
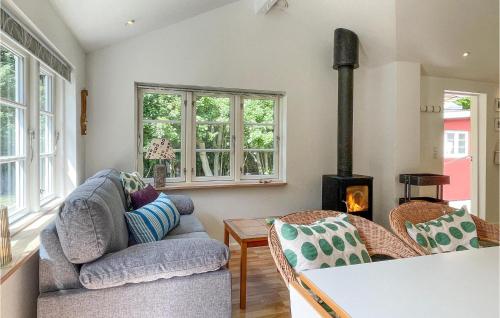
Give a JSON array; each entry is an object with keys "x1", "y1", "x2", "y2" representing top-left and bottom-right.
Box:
[{"x1": 302, "y1": 247, "x2": 500, "y2": 318}]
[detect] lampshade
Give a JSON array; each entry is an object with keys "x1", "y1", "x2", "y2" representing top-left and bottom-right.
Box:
[{"x1": 145, "y1": 138, "x2": 175, "y2": 160}]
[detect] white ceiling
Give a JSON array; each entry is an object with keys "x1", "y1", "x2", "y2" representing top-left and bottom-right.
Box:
[
  {"x1": 396, "y1": 0, "x2": 499, "y2": 83},
  {"x1": 48, "y1": 0, "x2": 239, "y2": 52},
  {"x1": 50, "y1": 0, "x2": 499, "y2": 83}
]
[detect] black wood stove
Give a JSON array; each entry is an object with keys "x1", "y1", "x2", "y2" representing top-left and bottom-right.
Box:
[{"x1": 322, "y1": 28, "x2": 373, "y2": 220}]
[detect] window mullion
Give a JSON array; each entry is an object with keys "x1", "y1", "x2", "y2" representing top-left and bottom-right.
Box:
[
  {"x1": 137, "y1": 89, "x2": 144, "y2": 173},
  {"x1": 28, "y1": 58, "x2": 40, "y2": 212},
  {"x1": 275, "y1": 96, "x2": 280, "y2": 179},
  {"x1": 186, "y1": 92, "x2": 193, "y2": 182},
  {"x1": 234, "y1": 95, "x2": 242, "y2": 182}
]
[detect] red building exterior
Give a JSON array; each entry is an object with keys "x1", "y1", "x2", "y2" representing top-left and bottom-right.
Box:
[{"x1": 443, "y1": 115, "x2": 470, "y2": 201}]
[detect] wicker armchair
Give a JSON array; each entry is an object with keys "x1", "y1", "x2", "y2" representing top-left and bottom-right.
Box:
[
  {"x1": 268, "y1": 210, "x2": 418, "y2": 286},
  {"x1": 389, "y1": 201, "x2": 500, "y2": 256}
]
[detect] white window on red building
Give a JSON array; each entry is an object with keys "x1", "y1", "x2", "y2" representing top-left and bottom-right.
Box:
[{"x1": 444, "y1": 130, "x2": 468, "y2": 158}]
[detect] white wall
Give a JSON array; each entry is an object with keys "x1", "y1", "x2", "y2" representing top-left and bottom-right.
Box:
[
  {"x1": 86, "y1": 0, "x2": 402, "y2": 237},
  {"x1": 420, "y1": 76, "x2": 499, "y2": 223},
  {"x1": 355, "y1": 62, "x2": 421, "y2": 228},
  {"x1": 0, "y1": 254, "x2": 38, "y2": 318},
  {"x1": 1, "y1": 1, "x2": 86, "y2": 317}
]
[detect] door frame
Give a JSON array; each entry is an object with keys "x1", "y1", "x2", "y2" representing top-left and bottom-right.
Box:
[{"x1": 443, "y1": 90, "x2": 486, "y2": 219}]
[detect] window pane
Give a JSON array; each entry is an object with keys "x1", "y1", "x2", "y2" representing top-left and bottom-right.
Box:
[
  {"x1": 196, "y1": 124, "x2": 230, "y2": 149},
  {"x1": 40, "y1": 156, "x2": 54, "y2": 199},
  {"x1": 458, "y1": 136, "x2": 466, "y2": 154},
  {"x1": 1, "y1": 104, "x2": 24, "y2": 157},
  {"x1": 243, "y1": 98, "x2": 274, "y2": 123},
  {"x1": 0, "y1": 160, "x2": 25, "y2": 213},
  {"x1": 194, "y1": 95, "x2": 232, "y2": 178},
  {"x1": 243, "y1": 151, "x2": 274, "y2": 176},
  {"x1": 243, "y1": 126, "x2": 274, "y2": 149},
  {"x1": 143, "y1": 93, "x2": 182, "y2": 121},
  {"x1": 143, "y1": 123, "x2": 181, "y2": 150},
  {"x1": 195, "y1": 96, "x2": 230, "y2": 122},
  {"x1": 143, "y1": 151, "x2": 181, "y2": 179},
  {"x1": 40, "y1": 114, "x2": 54, "y2": 155},
  {"x1": 0, "y1": 47, "x2": 21, "y2": 103},
  {"x1": 242, "y1": 98, "x2": 276, "y2": 177},
  {"x1": 195, "y1": 151, "x2": 230, "y2": 177},
  {"x1": 39, "y1": 73, "x2": 52, "y2": 112}
]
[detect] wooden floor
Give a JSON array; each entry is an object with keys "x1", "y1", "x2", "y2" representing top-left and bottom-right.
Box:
[{"x1": 229, "y1": 245, "x2": 291, "y2": 318}]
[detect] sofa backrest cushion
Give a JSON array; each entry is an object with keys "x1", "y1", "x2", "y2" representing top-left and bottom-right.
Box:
[
  {"x1": 56, "y1": 170, "x2": 129, "y2": 264},
  {"x1": 88, "y1": 169, "x2": 127, "y2": 209},
  {"x1": 39, "y1": 222, "x2": 83, "y2": 292}
]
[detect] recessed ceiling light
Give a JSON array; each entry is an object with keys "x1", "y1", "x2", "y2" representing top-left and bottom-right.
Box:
[
  {"x1": 462, "y1": 52, "x2": 470, "y2": 57},
  {"x1": 125, "y1": 19, "x2": 135, "y2": 26}
]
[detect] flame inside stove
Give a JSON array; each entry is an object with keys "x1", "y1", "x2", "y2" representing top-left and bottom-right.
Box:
[{"x1": 346, "y1": 185, "x2": 369, "y2": 212}]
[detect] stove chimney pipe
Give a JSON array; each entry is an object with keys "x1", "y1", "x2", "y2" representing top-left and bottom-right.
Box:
[{"x1": 333, "y1": 28, "x2": 359, "y2": 177}]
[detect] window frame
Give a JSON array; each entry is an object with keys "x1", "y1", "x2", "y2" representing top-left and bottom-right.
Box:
[
  {"x1": 137, "y1": 85, "x2": 285, "y2": 186},
  {"x1": 0, "y1": 43, "x2": 28, "y2": 222},
  {"x1": 138, "y1": 88, "x2": 186, "y2": 183},
  {"x1": 239, "y1": 94, "x2": 280, "y2": 181},
  {"x1": 39, "y1": 67, "x2": 56, "y2": 203},
  {"x1": 191, "y1": 91, "x2": 235, "y2": 182},
  {"x1": 444, "y1": 130, "x2": 469, "y2": 158},
  {"x1": 1, "y1": 38, "x2": 65, "y2": 225}
]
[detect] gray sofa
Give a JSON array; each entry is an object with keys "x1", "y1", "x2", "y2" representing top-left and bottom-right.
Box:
[{"x1": 37, "y1": 169, "x2": 231, "y2": 318}]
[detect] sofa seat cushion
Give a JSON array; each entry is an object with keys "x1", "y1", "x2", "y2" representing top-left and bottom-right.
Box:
[
  {"x1": 56, "y1": 171, "x2": 129, "y2": 264},
  {"x1": 168, "y1": 214, "x2": 205, "y2": 236},
  {"x1": 79, "y1": 238, "x2": 229, "y2": 289},
  {"x1": 164, "y1": 232, "x2": 210, "y2": 240}
]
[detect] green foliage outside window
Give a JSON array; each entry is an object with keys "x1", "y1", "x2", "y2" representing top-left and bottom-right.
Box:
[
  {"x1": 142, "y1": 93, "x2": 182, "y2": 178},
  {"x1": 243, "y1": 99, "x2": 275, "y2": 175},
  {"x1": 141, "y1": 92, "x2": 277, "y2": 180},
  {"x1": 454, "y1": 97, "x2": 471, "y2": 110}
]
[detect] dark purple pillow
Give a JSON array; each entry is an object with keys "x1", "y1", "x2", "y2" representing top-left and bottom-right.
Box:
[{"x1": 130, "y1": 184, "x2": 159, "y2": 210}]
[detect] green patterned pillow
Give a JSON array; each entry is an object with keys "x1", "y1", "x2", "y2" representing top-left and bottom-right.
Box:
[
  {"x1": 274, "y1": 215, "x2": 371, "y2": 273},
  {"x1": 120, "y1": 171, "x2": 146, "y2": 209},
  {"x1": 405, "y1": 209, "x2": 479, "y2": 254}
]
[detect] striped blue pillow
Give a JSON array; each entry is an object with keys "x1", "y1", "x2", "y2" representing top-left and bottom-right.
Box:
[{"x1": 125, "y1": 193, "x2": 180, "y2": 244}]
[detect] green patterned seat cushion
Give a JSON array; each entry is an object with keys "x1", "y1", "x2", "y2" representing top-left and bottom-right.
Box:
[
  {"x1": 405, "y1": 209, "x2": 479, "y2": 254},
  {"x1": 274, "y1": 215, "x2": 371, "y2": 273},
  {"x1": 120, "y1": 171, "x2": 147, "y2": 210}
]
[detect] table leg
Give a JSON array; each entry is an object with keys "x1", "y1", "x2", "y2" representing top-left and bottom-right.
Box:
[
  {"x1": 224, "y1": 225, "x2": 229, "y2": 247},
  {"x1": 240, "y1": 242, "x2": 247, "y2": 309},
  {"x1": 224, "y1": 226, "x2": 230, "y2": 269}
]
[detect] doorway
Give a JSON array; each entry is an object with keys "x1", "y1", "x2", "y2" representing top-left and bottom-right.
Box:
[{"x1": 442, "y1": 92, "x2": 478, "y2": 214}]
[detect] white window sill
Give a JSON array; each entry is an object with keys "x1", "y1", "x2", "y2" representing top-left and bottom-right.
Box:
[
  {"x1": 1, "y1": 199, "x2": 62, "y2": 284},
  {"x1": 156, "y1": 180, "x2": 287, "y2": 191},
  {"x1": 9, "y1": 198, "x2": 63, "y2": 236}
]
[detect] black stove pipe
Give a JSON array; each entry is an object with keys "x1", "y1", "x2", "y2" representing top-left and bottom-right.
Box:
[{"x1": 333, "y1": 28, "x2": 359, "y2": 177}]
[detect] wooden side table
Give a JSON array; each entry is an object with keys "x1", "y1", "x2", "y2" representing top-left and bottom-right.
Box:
[{"x1": 223, "y1": 218, "x2": 272, "y2": 309}]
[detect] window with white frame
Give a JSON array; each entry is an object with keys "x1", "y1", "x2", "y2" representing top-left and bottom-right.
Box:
[
  {"x1": 0, "y1": 40, "x2": 62, "y2": 223},
  {"x1": 0, "y1": 45, "x2": 26, "y2": 220},
  {"x1": 444, "y1": 130, "x2": 468, "y2": 158},
  {"x1": 138, "y1": 86, "x2": 284, "y2": 185},
  {"x1": 39, "y1": 70, "x2": 55, "y2": 201}
]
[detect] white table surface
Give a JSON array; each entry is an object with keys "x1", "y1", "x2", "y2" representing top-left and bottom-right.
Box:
[{"x1": 302, "y1": 247, "x2": 500, "y2": 318}]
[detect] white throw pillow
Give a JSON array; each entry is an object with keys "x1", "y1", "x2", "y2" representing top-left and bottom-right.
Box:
[
  {"x1": 274, "y1": 215, "x2": 371, "y2": 273},
  {"x1": 405, "y1": 209, "x2": 479, "y2": 254}
]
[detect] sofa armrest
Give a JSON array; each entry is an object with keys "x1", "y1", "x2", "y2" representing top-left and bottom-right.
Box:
[
  {"x1": 168, "y1": 194, "x2": 194, "y2": 215},
  {"x1": 79, "y1": 238, "x2": 229, "y2": 289}
]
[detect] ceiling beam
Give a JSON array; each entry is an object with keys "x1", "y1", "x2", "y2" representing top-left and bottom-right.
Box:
[{"x1": 254, "y1": 0, "x2": 279, "y2": 14}]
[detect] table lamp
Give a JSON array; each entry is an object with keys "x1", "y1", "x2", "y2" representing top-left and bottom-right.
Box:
[{"x1": 145, "y1": 138, "x2": 175, "y2": 188}]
